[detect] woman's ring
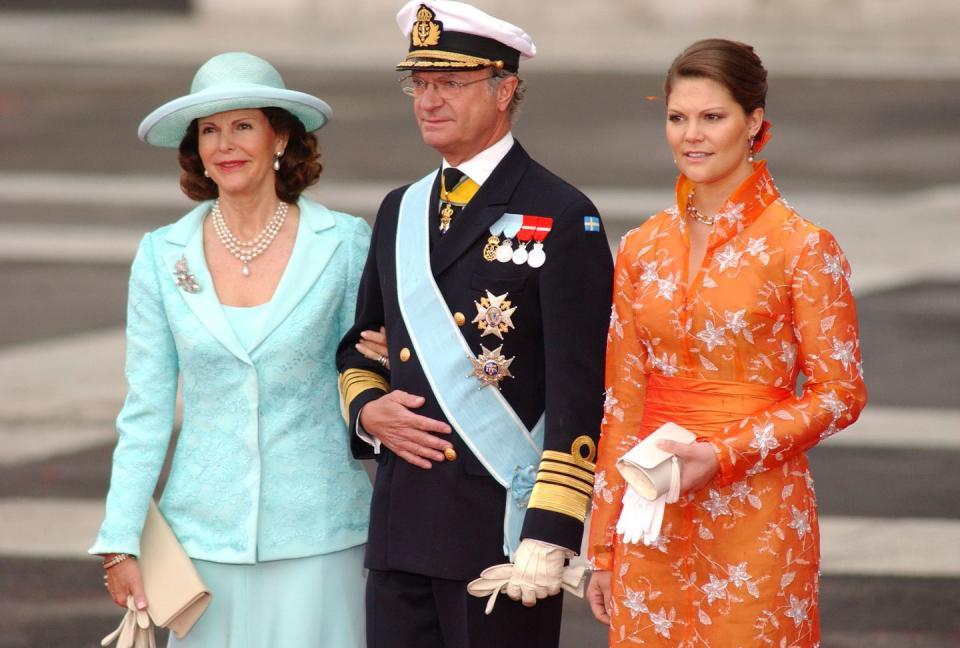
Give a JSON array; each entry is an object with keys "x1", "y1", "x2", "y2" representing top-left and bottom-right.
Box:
[{"x1": 377, "y1": 354, "x2": 387, "y2": 368}]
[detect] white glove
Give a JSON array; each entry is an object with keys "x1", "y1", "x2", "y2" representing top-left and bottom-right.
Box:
[
  {"x1": 616, "y1": 484, "x2": 667, "y2": 546},
  {"x1": 466, "y1": 539, "x2": 587, "y2": 614},
  {"x1": 101, "y1": 595, "x2": 156, "y2": 648}
]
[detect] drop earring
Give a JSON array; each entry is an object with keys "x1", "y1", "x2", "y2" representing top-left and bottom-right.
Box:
[
  {"x1": 747, "y1": 135, "x2": 755, "y2": 163},
  {"x1": 273, "y1": 152, "x2": 282, "y2": 171}
]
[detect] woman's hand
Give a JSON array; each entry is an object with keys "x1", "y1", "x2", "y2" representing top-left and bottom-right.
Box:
[
  {"x1": 103, "y1": 556, "x2": 148, "y2": 610},
  {"x1": 356, "y1": 327, "x2": 390, "y2": 370},
  {"x1": 657, "y1": 439, "x2": 720, "y2": 495},
  {"x1": 586, "y1": 570, "x2": 613, "y2": 624}
]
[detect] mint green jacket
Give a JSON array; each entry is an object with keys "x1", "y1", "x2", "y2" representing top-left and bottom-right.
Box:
[{"x1": 90, "y1": 198, "x2": 372, "y2": 563}]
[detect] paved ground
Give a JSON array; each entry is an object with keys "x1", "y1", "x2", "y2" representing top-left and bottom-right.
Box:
[{"x1": 1, "y1": 8, "x2": 959, "y2": 648}]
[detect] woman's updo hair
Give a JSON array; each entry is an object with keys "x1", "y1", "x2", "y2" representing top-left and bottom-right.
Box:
[
  {"x1": 178, "y1": 107, "x2": 323, "y2": 203},
  {"x1": 664, "y1": 39, "x2": 768, "y2": 115}
]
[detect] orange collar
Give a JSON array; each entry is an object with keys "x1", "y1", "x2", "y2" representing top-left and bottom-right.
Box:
[{"x1": 675, "y1": 160, "x2": 781, "y2": 249}]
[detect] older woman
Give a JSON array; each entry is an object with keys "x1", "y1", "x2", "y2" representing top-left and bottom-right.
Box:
[
  {"x1": 90, "y1": 52, "x2": 372, "y2": 647},
  {"x1": 586, "y1": 39, "x2": 867, "y2": 646}
]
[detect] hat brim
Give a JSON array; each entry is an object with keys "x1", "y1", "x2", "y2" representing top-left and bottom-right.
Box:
[{"x1": 138, "y1": 84, "x2": 332, "y2": 148}]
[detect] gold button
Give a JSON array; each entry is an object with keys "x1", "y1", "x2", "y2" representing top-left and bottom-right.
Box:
[
  {"x1": 454, "y1": 312, "x2": 466, "y2": 326},
  {"x1": 443, "y1": 447, "x2": 457, "y2": 462},
  {"x1": 399, "y1": 347, "x2": 411, "y2": 362}
]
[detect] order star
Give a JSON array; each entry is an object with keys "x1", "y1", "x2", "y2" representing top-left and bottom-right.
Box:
[{"x1": 472, "y1": 290, "x2": 516, "y2": 339}]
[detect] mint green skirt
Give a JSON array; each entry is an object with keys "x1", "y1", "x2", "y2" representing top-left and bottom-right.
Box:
[{"x1": 168, "y1": 545, "x2": 366, "y2": 648}]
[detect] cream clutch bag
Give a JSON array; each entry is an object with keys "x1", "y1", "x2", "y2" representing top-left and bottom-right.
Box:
[
  {"x1": 616, "y1": 422, "x2": 697, "y2": 502},
  {"x1": 614, "y1": 423, "x2": 698, "y2": 546},
  {"x1": 140, "y1": 501, "x2": 211, "y2": 636},
  {"x1": 102, "y1": 501, "x2": 211, "y2": 647}
]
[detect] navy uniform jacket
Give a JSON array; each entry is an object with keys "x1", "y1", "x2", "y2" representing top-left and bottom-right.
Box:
[{"x1": 336, "y1": 142, "x2": 613, "y2": 581}]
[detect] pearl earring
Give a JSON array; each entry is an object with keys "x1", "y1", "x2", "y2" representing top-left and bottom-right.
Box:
[
  {"x1": 747, "y1": 135, "x2": 755, "y2": 163},
  {"x1": 203, "y1": 168, "x2": 210, "y2": 178},
  {"x1": 273, "y1": 152, "x2": 282, "y2": 171}
]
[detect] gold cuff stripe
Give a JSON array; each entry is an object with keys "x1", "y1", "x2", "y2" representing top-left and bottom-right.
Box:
[
  {"x1": 536, "y1": 472, "x2": 595, "y2": 497},
  {"x1": 538, "y1": 459, "x2": 595, "y2": 484},
  {"x1": 338, "y1": 369, "x2": 389, "y2": 412},
  {"x1": 542, "y1": 449, "x2": 597, "y2": 473},
  {"x1": 540, "y1": 435, "x2": 598, "y2": 471},
  {"x1": 528, "y1": 481, "x2": 591, "y2": 523}
]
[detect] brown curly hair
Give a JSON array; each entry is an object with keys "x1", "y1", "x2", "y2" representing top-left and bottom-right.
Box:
[{"x1": 177, "y1": 107, "x2": 322, "y2": 203}]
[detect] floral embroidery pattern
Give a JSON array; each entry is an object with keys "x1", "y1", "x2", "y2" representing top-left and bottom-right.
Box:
[{"x1": 589, "y1": 163, "x2": 866, "y2": 646}]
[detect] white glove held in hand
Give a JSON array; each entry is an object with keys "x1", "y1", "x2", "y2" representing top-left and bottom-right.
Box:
[
  {"x1": 616, "y1": 484, "x2": 666, "y2": 546},
  {"x1": 101, "y1": 595, "x2": 156, "y2": 648},
  {"x1": 466, "y1": 539, "x2": 587, "y2": 614}
]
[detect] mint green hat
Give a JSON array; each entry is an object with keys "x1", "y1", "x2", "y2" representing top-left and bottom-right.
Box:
[{"x1": 138, "y1": 52, "x2": 332, "y2": 148}]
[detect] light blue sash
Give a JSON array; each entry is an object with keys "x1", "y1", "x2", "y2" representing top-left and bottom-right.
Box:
[{"x1": 395, "y1": 171, "x2": 545, "y2": 558}]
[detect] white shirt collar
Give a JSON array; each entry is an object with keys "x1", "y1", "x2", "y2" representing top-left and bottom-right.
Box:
[{"x1": 441, "y1": 132, "x2": 514, "y2": 187}]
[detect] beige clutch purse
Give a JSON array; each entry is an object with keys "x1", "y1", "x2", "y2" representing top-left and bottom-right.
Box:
[
  {"x1": 616, "y1": 422, "x2": 697, "y2": 502},
  {"x1": 140, "y1": 501, "x2": 211, "y2": 636},
  {"x1": 102, "y1": 501, "x2": 211, "y2": 647}
]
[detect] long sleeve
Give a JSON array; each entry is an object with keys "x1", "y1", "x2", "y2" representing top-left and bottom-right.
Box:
[
  {"x1": 519, "y1": 200, "x2": 613, "y2": 553},
  {"x1": 337, "y1": 217, "x2": 372, "y2": 351},
  {"x1": 336, "y1": 201, "x2": 391, "y2": 459},
  {"x1": 90, "y1": 234, "x2": 179, "y2": 556},
  {"x1": 587, "y1": 235, "x2": 650, "y2": 570},
  {"x1": 710, "y1": 227, "x2": 867, "y2": 486}
]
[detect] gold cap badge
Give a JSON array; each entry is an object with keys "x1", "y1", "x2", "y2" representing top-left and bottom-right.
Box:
[{"x1": 412, "y1": 4, "x2": 442, "y2": 48}]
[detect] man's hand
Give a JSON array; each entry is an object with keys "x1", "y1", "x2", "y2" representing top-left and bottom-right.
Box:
[
  {"x1": 359, "y1": 390, "x2": 452, "y2": 469},
  {"x1": 467, "y1": 539, "x2": 585, "y2": 614},
  {"x1": 505, "y1": 539, "x2": 569, "y2": 606}
]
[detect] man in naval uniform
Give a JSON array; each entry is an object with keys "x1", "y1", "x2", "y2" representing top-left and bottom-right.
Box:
[{"x1": 336, "y1": 2, "x2": 613, "y2": 646}]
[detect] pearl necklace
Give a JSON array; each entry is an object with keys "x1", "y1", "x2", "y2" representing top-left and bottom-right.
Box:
[
  {"x1": 211, "y1": 198, "x2": 289, "y2": 276},
  {"x1": 685, "y1": 190, "x2": 718, "y2": 226}
]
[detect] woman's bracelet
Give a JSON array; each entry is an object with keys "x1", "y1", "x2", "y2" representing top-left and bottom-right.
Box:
[{"x1": 102, "y1": 553, "x2": 132, "y2": 570}]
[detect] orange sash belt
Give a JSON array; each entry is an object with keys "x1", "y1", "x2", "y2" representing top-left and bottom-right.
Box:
[{"x1": 640, "y1": 374, "x2": 791, "y2": 437}]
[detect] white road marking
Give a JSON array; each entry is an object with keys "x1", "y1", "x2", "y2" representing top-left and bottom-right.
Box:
[
  {"x1": 821, "y1": 516, "x2": 960, "y2": 578},
  {"x1": 3, "y1": 173, "x2": 960, "y2": 295},
  {"x1": 4, "y1": 498, "x2": 957, "y2": 579},
  {"x1": 0, "y1": 498, "x2": 105, "y2": 559},
  {"x1": 823, "y1": 407, "x2": 960, "y2": 450},
  {"x1": 0, "y1": 421, "x2": 118, "y2": 468},
  {"x1": 0, "y1": 328, "x2": 125, "y2": 424},
  {"x1": 0, "y1": 11, "x2": 958, "y2": 79}
]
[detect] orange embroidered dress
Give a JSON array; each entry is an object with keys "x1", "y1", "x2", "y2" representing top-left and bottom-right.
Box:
[{"x1": 588, "y1": 162, "x2": 867, "y2": 647}]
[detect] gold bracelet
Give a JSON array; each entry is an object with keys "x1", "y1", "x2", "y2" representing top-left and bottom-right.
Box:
[{"x1": 102, "y1": 553, "x2": 131, "y2": 570}]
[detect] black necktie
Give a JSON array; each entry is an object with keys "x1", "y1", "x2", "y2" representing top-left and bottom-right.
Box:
[{"x1": 439, "y1": 167, "x2": 467, "y2": 235}]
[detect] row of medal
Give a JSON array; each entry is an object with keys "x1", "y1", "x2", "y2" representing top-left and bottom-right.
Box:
[{"x1": 483, "y1": 213, "x2": 553, "y2": 268}]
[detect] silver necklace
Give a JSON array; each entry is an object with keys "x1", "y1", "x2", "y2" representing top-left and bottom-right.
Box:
[
  {"x1": 685, "y1": 190, "x2": 718, "y2": 226},
  {"x1": 211, "y1": 198, "x2": 289, "y2": 276}
]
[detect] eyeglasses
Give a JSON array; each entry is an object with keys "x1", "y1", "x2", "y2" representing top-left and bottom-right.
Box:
[{"x1": 399, "y1": 74, "x2": 495, "y2": 100}]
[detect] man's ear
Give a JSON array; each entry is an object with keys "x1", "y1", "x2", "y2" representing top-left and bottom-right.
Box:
[{"x1": 496, "y1": 75, "x2": 519, "y2": 112}]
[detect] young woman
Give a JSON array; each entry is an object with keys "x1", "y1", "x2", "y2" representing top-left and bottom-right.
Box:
[{"x1": 586, "y1": 39, "x2": 867, "y2": 646}]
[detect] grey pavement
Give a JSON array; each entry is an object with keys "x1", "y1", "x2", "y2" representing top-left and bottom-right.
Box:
[
  {"x1": 1, "y1": 3, "x2": 958, "y2": 78},
  {"x1": 2, "y1": 6, "x2": 960, "y2": 648}
]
